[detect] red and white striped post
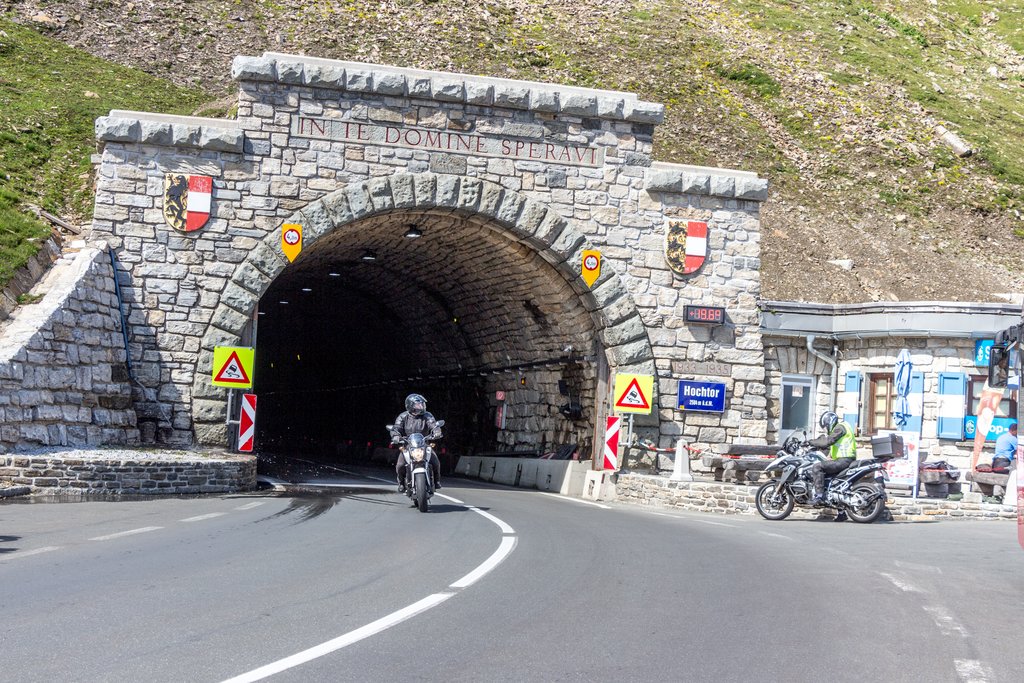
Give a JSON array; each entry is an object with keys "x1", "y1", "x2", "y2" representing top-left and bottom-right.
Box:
[
  {"x1": 237, "y1": 393, "x2": 257, "y2": 452},
  {"x1": 603, "y1": 416, "x2": 621, "y2": 471}
]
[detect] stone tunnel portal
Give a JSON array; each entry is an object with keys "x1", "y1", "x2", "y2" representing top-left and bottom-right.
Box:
[{"x1": 252, "y1": 207, "x2": 603, "y2": 466}]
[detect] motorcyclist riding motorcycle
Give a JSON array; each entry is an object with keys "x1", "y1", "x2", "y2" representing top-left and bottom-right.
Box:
[
  {"x1": 807, "y1": 410, "x2": 857, "y2": 510},
  {"x1": 390, "y1": 393, "x2": 443, "y2": 491}
]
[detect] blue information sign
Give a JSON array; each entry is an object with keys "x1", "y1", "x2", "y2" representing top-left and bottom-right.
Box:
[
  {"x1": 974, "y1": 340, "x2": 993, "y2": 367},
  {"x1": 964, "y1": 415, "x2": 1015, "y2": 442},
  {"x1": 677, "y1": 380, "x2": 727, "y2": 413}
]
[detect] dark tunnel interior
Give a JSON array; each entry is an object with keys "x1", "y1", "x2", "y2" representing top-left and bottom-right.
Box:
[{"x1": 249, "y1": 209, "x2": 602, "y2": 468}]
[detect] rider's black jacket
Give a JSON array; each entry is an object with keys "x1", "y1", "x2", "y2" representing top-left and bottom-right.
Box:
[
  {"x1": 390, "y1": 411, "x2": 439, "y2": 440},
  {"x1": 807, "y1": 422, "x2": 848, "y2": 450}
]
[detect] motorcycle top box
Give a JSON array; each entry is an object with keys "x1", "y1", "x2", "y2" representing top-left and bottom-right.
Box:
[{"x1": 870, "y1": 434, "x2": 904, "y2": 460}]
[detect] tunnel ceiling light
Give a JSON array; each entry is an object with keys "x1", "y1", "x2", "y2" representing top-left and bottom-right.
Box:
[
  {"x1": 329, "y1": 272, "x2": 341, "y2": 277},
  {"x1": 279, "y1": 300, "x2": 289, "y2": 304},
  {"x1": 361, "y1": 249, "x2": 377, "y2": 261},
  {"x1": 257, "y1": 311, "x2": 265, "y2": 316},
  {"x1": 301, "y1": 287, "x2": 312, "y2": 292},
  {"x1": 404, "y1": 225, "x2": 423, "y2": 239}
]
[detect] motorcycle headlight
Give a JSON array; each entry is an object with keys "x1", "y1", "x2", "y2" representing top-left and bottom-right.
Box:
[{"x1": 410, "y1": 448, "x2": 426, "y2": 462}]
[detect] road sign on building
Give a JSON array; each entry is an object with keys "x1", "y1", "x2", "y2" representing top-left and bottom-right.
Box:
[
  {"x1": 613, "y1": 373, "x2": 653, "y2": 414},
  {"x1": 238, "y1": 393, "x2": 257, "y2": 452},
  {"x1": 212, "y1": 347, "x2": 255, "y2": 388},
  {"x1": 581, "y1": 249, "x2": 601, "y2": 288},
  {"x1": 603, "y1": 416, "x2": 622, "y2": 470},
  {"x1": 282, "y1": 223, "x2": 303, "y2": 262},
  {"x1": 677, "y1": 380, "x2": 727, "y2": 412}
]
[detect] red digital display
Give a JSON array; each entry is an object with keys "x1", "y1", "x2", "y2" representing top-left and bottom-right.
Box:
[{"x1": 684, "y1": 305, "x2": 725, "y2": 325}]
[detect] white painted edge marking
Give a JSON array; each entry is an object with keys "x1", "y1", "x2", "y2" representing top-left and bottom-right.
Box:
[
  {"x1": 695, "y1": 519, "x2": 736, "y2": 528},
  {"x1": 535, "y1": 492, "x2": 610, "y2": 509},
  {"x1": 879, "y1": 572, "x2": 922, "y2": 593},
  {"x1": 234, "y1": 502, "x2": 266, "y2": 510},
  {"x1": 180, "y1": 513, "x2": 227, "y2": 522},
  {"x1": 220, "y1": 592, "x2": 455, "y2": 683},
  {"x1": 954, "y1": 659, "x2": 993, "y2": 683},
  {"x1": 760, "y1": 531, "x2": 794, "y2": 541},
  {"x1": 435, "y1": 493, "x2": 464, "y2": 504},
  {"x1": 923, "y1": 605, "x2": 969, "y2": 637},
  {"x1": 465, "y1": 506, "x2": 515, "y2": 535},
  {"x1": 89, "y1": 526, "x2": 163, "y2": 541},
  {"x1": 649, "y1": 512, "x2": 674, "y2": 517},
  {"x1": 450, "y1": 536, "x2": 518, "y2": 589},
  {"x1": 1, "y1": 546, "x2": 60, "y2": 561}
]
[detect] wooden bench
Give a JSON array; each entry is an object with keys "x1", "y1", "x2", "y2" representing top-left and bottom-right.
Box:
[
  {"x1": 965, "y1": 470, "x2": 1011, "y2": 498},
  {"x1": 702, "y1": 452, "x2": 778, "y2": 484}
]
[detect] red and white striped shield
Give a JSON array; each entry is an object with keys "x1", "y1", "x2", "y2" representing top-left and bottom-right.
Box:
[
  {"x1": 163, "y1": 174, "x2": 212, "y2": 232},
  {"x1": 238, "y1": 393, "x2": 257, "y2": 452},
  {"x1": 603, "y1": 416, "x2": 622, "y2": 470},
  {"x1": 665, "y1": 219, "x2": 708, "y2": 275}
]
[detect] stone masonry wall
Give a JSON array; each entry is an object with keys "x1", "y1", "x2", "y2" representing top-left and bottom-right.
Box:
[
  {"x1": 0, "y1": 245, "x2": 138, "y2": 452},
  {"x1": 89, "y1": 53, "x2": 769, "y2": 450},
  {"x1": 0, "y1": 451, "x2": 255, "y2": 494}
]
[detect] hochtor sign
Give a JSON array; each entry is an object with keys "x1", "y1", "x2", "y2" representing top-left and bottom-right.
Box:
[{"x1": 291, "y1": 116, "x2": 605, "y2": 167}]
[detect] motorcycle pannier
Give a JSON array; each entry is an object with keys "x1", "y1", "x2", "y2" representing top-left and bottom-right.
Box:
[{"x1": 870, "y1": 433, "x2": 904, "y2": 460}]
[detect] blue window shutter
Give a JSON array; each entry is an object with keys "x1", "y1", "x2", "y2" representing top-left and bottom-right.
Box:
[
  {"x1": 842, "y1": 371, "x2": 862, "y2": 431},
  {"x1": 904, "y1": 371, "x2": 925, "y2": 435},
  {"x1": 937, "y1": 372, "x2": 967, "y2": 440}
]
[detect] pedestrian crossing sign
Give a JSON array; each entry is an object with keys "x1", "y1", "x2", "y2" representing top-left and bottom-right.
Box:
[
  {"x1": 212, "y1": 346, "x2": 255, "y2": 388},
  {"x1": 613, "y1": 373, "x2": 654, "y2": 414}
]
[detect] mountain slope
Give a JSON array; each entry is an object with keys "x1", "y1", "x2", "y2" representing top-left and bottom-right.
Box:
[{"x1": 3, "y1": 0, "x2": 1022, "y2": 303}]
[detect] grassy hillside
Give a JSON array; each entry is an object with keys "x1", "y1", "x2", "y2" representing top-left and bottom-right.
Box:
[
  {"x1": 0, "y1": 17, "x2": 208, "y2": 286},
  {"x1": 2, "y1": 1, "x2": 1022, "y2": 302}
]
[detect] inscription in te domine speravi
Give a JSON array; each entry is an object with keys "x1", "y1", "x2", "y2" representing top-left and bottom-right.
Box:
[{"x1": 291, "y1": 116, "x2": 606, "y2": 168}]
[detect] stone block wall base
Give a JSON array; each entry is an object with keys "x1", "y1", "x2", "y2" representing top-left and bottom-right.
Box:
[{"x1": 0, "y1": 451, "x2": 256, "y2": 495}]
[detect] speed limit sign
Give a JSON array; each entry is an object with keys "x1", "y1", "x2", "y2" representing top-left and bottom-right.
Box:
[{"x1": 581, "y1": 249, "x2": 601, "y2": 288}]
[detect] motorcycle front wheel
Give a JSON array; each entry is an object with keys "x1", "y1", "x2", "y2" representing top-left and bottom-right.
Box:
[
  {"x1": 414, "y1": 471, "x2": 429, "y2": 513},
  {"x1": 846, "y1": 483, "x2": 886, "y2": 523},
  {"x1": 755, "y1": 481, "x2": 794, "y2": 520}
]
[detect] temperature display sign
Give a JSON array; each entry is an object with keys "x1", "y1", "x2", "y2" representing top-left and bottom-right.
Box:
[{"x1": 684, "y1": 305, "x2": 725, "y2": 325}]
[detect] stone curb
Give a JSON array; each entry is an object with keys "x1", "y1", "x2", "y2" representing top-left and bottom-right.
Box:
[
  {"x1": 0, "y1": 485, "x2": 31, "y2": 498},
  {"x1": 231, "y1": 52, "x2": 665, "y2": 125}
]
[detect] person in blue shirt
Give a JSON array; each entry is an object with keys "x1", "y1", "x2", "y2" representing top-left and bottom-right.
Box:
[{"x1": 993, "y1": 422, "x2": 1017, "y2": 465}]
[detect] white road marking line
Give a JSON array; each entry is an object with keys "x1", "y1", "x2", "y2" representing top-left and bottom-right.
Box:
[
  {"x1": 536, "y1": 492, "x2": 611, "y2": 509},
  {"x1": 89, "y1": 526, "x2": 163, "y2": 542},
  {"x1": 465, "y1": 506, "x2": 515, "y2": 535},
  {"x1": 760, "y1": 531, "x2": 795, "y2": 541},
  {"x1": 220, "y1": 592, "x2": 455, "y2": 683},
  {"x1": 955, "y1": 659, "x2": 994, "y2": 683},
  {"x1": 923, "y1": 605, "x2": 969, "y2": 637},
  {"x1": 650, "y1": 512, "x2": 674, "y2": 517},
  {"x1": 221, "y1": 498, "x2": 519, "y2": 683},
  {"x1": 695, "y1": 519, "x2": 736, "y2": 528},
  {"x1": 1, "y1": 546, "x2": 60, "y2": 561},
  {"x1": 450, "y1": 536, "x2": 518, "y2": 589},
  {"x1": 180, "y1": 513, "x2": 227, "y2": 523},
  {"x1": 436, "y1": 493, "x2": 464, "y2": 504},
  {"x1": 879, "y1": 572, "x2": 923, "y2": 593},
  {"x1": 234, "y1": 502, "x2": 266, "y2": 510}
]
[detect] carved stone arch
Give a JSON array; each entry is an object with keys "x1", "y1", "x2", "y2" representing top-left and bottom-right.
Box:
[{"x1": 191, "y1": 172, "x2": 654, "y2": 444}]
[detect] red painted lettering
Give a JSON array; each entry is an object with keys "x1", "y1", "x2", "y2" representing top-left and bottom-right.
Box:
[
  {"x1": 558, "y1": 147, "x2": 571, "y2": 162},
  {"x1": 476, "y1": 136, "x2": 486, "y2": 153},
  {"x1": 529, "y1": 142, "x2": 541, "y2": 159},
  {"x1": 404, "y1": 129, "x2": 422, "y2": 146},
  {"x1": 385, "y1": 126, "x2": 400, "y2": 143},
  {"x1": 425, "y1": 131, "x2": 442, "y2": 148},
  {"x1": 515, "y1": 141, "x2": 527, "y2": 156},
  {"x1": 455, "y1": 134, "x2": 471, "y2": 152},
  {"x1": 357, "y1": 123, "x2": 369, "y2": 141},
  {"x1": 501, "y1": 140, "x2": 512, "y2": 155},
  {"x1": 545, "y1": 144, "x2": 556, "y2": 160}
]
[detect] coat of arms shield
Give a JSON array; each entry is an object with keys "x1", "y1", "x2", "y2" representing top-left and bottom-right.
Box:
[
  {"x1": 665, "y1": 219, "x2": 708, "y2": 275},
  {"x1": 163, "y1": 174, "x2": 212, "y2": 232}
]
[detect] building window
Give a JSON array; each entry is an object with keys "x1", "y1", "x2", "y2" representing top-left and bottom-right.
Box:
[
  {"x1": 780, "y1": 375, "x2": 814, "y2": 440},
  {"x1": 869, "y1": 373, "x2": 896, "y2": 434},
  {"x1": 968, "y1": 376, "x2": 1017, "y2": 419}
]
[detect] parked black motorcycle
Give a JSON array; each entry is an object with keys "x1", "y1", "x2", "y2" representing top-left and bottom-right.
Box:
[
  {"x1": 387, "y1": 420, "x2": 444, "y2": 513},
  {"x1": 755, "y1": 434, "x2": 890, "y2": 523}
]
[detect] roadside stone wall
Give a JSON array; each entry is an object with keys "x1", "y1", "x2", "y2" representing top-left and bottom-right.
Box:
[
  {"x1": 615, "y1": 473, "x2": 1017, "y2": 521},
  {"x1": 0, "y1": 245, "x2": 138, "y2": 452},
  {"x1": 88, "y1": 52, "x2": 769, "y2": 452},
  {"x1": 0, "y1": 450, "x2": 255, "y2": 494}
]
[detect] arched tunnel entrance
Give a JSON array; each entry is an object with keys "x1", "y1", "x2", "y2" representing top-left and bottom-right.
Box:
[{"x1": 251, "y1": 207, "x2": 603, "y2": 469}]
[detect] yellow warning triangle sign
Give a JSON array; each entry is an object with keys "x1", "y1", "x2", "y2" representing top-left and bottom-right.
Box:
[
  {"x1": 212, "y1": 347, "x2": 255, "y2": 388},
  {"x1": 613, "y1": 373, "x2": 654, "y2": 414}
]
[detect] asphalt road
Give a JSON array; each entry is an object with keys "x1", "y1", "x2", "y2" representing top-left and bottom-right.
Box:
[{"x1": 2, "y1": 467, "x2": 1022, "y2": 683}]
